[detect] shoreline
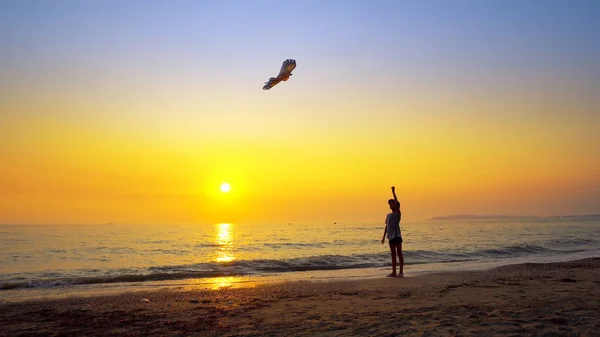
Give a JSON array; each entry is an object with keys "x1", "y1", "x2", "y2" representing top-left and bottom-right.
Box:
[
  {"x1": 2, "y1": 258, "x2": 599, "y2": 336},
  {"x1": 1, "y1": 250, "x2": 598, "y2": 304}
]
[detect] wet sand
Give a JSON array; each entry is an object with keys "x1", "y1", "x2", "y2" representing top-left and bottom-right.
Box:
[{"x1": 1, "y1": 258, "x2": 599, "y2": 336}]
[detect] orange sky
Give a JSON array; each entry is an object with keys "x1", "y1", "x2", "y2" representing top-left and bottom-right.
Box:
[
  {"x1": 1, "y1": 1, "x2": 599, "y2": 224},
  {"x1": 2, "y1": 90, "x2": 598, "y2": 224}
]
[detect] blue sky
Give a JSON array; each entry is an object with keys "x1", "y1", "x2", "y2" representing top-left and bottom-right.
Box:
[{"x1": 3, "y1": 1, "x2": 598, "y2": 86}]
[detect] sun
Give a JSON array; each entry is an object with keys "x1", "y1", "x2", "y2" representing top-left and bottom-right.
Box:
[{"x1": 220, "y1": 182, "x2": 231, "y2": 193}]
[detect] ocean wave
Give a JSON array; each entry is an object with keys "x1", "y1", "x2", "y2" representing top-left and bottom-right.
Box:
[
  {"x1": 262, "y1": 242, "x2": 328, "y2": 248},
  {"x1": 1, "y1": 238, "x2": 598, "y2": 291}
]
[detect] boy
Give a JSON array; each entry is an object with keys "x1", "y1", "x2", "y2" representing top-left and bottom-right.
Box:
[{"x1": 381, "y1": 186, "x2": 404, "y2": 277}]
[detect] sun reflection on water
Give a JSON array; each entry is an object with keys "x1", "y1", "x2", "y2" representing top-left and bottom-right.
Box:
[
  {"x1": 186, "y1": 276, "x2": 256, "y2": 291},
  {"x1": 215, "y1": 223, "x2": 235, "y2": 263},
  {"x1": 209, "y1": 276, "x2": 239, "y2": 290}
]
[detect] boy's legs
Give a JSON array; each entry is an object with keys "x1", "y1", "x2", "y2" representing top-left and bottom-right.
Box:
[
  {"x1": 396, "y1": 243, "x2": 404, "y2": 277},
  {"x1": 388, "y1": 243, "x2": 397, "y2": 277}
]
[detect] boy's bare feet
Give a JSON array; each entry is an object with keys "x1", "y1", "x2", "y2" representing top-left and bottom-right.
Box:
[
  {"x1": 386, "y1": 272, "x2": 397, "y2": 277},
  {"x1": 398, "y1": 273, "x2": 404, "y2": 278}
]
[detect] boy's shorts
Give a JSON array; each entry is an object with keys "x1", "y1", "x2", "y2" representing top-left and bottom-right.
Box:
[{"x1": 389, "y1": 237, "x2": 403, "y2": 245}]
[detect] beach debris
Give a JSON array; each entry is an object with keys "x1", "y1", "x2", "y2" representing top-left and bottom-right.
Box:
[
  {"x1": 548, "y1": 317, "x2": 568, "y2": 325},
  {"x1": 140, "y1": 298, "x2": 150, "y2": 302},
  {"x1": 558, "y1": 278, "x2": 577, "y2": 282},
  {"x1": 189, "y1": 299, "x2": 199, "y2": 304}
]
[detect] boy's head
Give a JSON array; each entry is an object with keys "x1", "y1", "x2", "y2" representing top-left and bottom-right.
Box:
[{"x1": 388, "y1": 199, "x2": 400, "y2": 211}]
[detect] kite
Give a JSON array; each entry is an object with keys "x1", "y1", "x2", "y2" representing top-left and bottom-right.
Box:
[{"x1": 263, "y1": 59, "x2": 296, "y2": 90}]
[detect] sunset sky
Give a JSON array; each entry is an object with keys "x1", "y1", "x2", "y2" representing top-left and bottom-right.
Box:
[{"x1": 1, "y1": 0, "x2": 599, "y2": 224}]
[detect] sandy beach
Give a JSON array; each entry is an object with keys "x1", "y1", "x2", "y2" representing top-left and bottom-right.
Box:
[{"x1": 1, "y1": 258, "x2": 599, "y2": 336}]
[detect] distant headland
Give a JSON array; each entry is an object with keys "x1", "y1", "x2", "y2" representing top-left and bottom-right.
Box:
[{"x1": 426, "y1": 214, "x2": 600, "y2": 221}]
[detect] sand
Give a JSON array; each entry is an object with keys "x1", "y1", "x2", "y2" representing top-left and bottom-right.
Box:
[{"x1": 1, "y1": 258, "x2": 599, "y2": 336}]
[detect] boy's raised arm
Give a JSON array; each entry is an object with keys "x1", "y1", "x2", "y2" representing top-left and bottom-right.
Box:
[{"x1": 391, "y1": 186, "x2": 398, "y2": 204}]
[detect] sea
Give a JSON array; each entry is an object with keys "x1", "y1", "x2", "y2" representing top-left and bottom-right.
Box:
[{"x1": 1, "y1": 216, "x2": 599, "y2": 302}]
